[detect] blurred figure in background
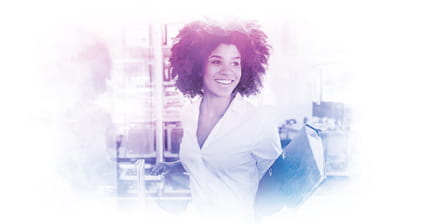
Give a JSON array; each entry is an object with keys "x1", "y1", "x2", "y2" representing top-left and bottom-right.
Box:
[{"x1": 36, "y1": 24, "x2": 116, "y2": 195}]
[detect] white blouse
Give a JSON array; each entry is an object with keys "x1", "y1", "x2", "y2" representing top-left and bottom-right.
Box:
[{"x1": 179, "y1": 94, "x2": 282, "y2": 219}]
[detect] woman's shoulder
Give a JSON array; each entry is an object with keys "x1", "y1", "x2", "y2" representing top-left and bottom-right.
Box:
[
  {"x1": 233, "y1": 96, "x2": 279, "y2": 132},
  {"x1": 252, "y1": 104, "x2": 280, "y2": 131}
]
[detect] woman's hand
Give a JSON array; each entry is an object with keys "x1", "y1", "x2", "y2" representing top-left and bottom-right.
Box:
[{"x1": 150, "y1": 161, "x2": 184, "y2": 176}]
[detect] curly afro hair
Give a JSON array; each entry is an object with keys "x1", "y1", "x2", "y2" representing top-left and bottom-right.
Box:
[{"x1": 169, "y1": 19, "x2": 271, "y2": 98}]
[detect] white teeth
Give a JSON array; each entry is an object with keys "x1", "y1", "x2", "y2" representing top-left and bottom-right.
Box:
[{"x1": 215, "y1": 79, "x2": 233, "y2": 85}]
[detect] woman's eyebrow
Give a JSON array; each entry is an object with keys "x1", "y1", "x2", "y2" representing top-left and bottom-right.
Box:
[{"x1": 208, "y1": 55, "x2": 241, "y2": 60}]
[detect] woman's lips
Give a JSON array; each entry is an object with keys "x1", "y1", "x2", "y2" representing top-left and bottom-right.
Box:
[{"x1": 215, "y1": 79, "x2": 234, "y2": 85}]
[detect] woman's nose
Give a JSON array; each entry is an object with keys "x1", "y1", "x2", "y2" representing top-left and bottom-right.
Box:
[{"x1": 219, "y1": 63, "x2": 232, "y2": 75}]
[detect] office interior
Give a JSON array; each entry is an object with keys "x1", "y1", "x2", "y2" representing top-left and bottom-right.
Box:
[{"x1": 33, "y1": 12, "x2": 360, "y2": 218}]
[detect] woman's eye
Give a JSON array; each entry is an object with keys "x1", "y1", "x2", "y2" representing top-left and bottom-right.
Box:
[
  {"x1": 210, "y1": 60, "x2": 222, "y2": 65},
  {"x1": 232, "y1": 61, "x2": 240, "y2": 67}
]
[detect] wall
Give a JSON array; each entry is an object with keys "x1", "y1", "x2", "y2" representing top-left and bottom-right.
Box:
[{"x1": 261, "y1": 18, "x2": 350, "y2": 127}]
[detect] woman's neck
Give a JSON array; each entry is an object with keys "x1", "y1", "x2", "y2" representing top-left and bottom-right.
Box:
[{"x1": 200, "y1": 93, "x2": 235, "y2": 118}]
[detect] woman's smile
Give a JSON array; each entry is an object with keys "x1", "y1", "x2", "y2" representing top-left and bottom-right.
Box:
[
  {"x1": 202, "y1": 44, "x2": 242, "y2": 97},
  {"x1": 215, "y1": 79, "x2": 234, "y2": 85}
]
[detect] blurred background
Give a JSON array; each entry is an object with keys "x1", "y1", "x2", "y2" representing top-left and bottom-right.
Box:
[{"x1": 2, "y1": 0, "x2": 433, "y2": 223}]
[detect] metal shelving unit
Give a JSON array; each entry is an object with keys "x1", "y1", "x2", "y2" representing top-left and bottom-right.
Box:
[{"x1": 110, "y1": 20, "x2": 189, "y2": 205}]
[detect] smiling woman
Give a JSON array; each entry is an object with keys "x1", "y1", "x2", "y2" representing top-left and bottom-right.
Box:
[
  {"x1": 169, "y1": 19, "x2": 270, "y2": 98},
  {"x1": 151, "y1": 18, "x2": 281, "y2": 222},
  {"x1": 203, "y1": 44, "x2": 242, "y2": 98}
]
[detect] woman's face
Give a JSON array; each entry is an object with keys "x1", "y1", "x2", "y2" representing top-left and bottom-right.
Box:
[{"x1": 202, "y1": 44, "x2": 242, "y2": 98}]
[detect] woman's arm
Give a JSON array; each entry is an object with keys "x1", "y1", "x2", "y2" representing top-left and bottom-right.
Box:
[
  {"x1": 150, "y1": 160, "x2": 185, "y2": 176},
  {"x1": 251, "y1": 109, "x2": 283, "y2": 178}
]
